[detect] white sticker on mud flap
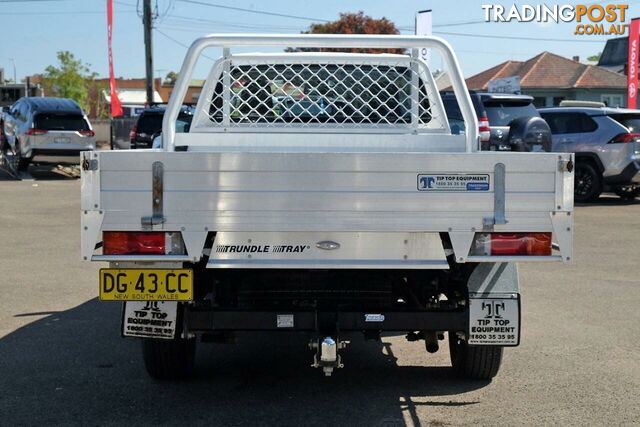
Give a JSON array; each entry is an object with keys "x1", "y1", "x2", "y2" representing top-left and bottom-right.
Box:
[
  {"x1": 468, "y1": 297, "x2": 520, "y2": 346},
  {"x1": 122, "y1": 301, "x2": 178, "y2": 339},
  {"x1": 417, "y1": 174, "x2": 490, "y2": 191}
]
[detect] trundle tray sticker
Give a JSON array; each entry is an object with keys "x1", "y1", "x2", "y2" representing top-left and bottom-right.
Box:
[
  {"x1": 122, "y1": 301, "x2": 177, "y2": 339},
  {"x1": 417, "y1": 174, "x2": 490, "y2": 191},
  {"x1": 468, "y1": 297, "x2": 520, "y2": 346}
]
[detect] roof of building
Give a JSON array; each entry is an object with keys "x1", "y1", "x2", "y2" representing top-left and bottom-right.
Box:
[{"x1": 464, "y1": 51, "x2": 626, "y2": 90}]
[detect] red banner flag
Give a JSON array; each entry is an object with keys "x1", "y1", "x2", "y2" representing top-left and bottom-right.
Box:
[
  {"x1": 627, "y1": 18, "x2": 640, "y2": 109},
  {"x1": 107, "y1": 0, "x2": 123, "y2": 117}
]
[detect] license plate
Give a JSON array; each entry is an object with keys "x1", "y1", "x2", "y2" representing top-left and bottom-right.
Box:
[
  {"x1": 468, "y1": 296, "x2": 520, "y2": 346},
  {"x1": 122, "y1": 301, "x2": 178, "y2": 339},
  {"x1": 99, "y1": 269, "x2": 193, "y2": 301},
  {"x1": 54, "y1": 137, "x2": 71, "y2": 144}
]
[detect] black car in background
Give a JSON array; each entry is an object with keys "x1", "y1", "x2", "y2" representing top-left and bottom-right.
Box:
[
  {"x1": 130, "y1": 105, "x2": 193, "y2": 149},
  {"x1": 440, "y1": 91, "x2": 552, "y2": 152}
]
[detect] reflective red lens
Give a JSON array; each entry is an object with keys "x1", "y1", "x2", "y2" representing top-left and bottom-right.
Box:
[
  {"x1": 26, "y1": 128, "x2": 48, "y2": 135},
  {"x1": 79, "y1": 129, "x2": 95, "y2": 137},
  {"x1": 490, "y1": 233, "x2": 552, "y2": 256},
  {"x1": 103, "y1": 232, "x2": 165, "y2": 255}
]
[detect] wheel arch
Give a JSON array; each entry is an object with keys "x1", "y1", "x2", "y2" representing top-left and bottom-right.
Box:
[{"x1": 574, "y1": 152, "x2": 605, "y2": 175}]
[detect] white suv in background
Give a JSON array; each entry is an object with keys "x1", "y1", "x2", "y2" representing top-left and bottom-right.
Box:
[
  {"x1": 1, "y1": 97, "x2": 95, "y2": 171},
  {"x1": 540, "y1": 107, "x2": 640, "y2": 201}
]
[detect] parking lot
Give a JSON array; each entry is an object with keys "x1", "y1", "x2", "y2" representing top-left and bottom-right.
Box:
[{"x1": 0, "y1": 166, "x2": 638, "y2": 426}]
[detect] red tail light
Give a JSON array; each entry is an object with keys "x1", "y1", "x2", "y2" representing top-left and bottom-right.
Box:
[
  {"x1": 79, "y1": 129, "x2": 95, "y2": 137},
  {"x1": 470, "y1": 232, "x2": 552, "y2": 256},
  {"x1": 609, "y1": 133, "x2": 640, "y2": 143},
  {"x1": 478, "y1": 117, "x2": 491, "y2": 142},
  {"x1": 103, "y1": 231, "x2": 186, "y2": 255},
  {"x1": 26, "y1": 128, "x2": 48, "y2": 135},
  {"x1": 129, "y1": 125, "x2": 138, "y2": 139},
  {"x1": 104, "y1": 232, "x2": 165, "y2": 255}
]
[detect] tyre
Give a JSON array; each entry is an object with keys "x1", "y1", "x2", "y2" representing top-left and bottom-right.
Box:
[
  {"x1": 17, "y1": 155, "x2": 30, "y2": 171},
  {"x1": 15, "y1": 141, "x2": 30, "y2": 171},
  {"x1": 574, "y1": 161, "x2": 602, "y2": 202},
  {"x1": 613, "y1": 185, "x2": 640, "y2": 200},
  {"x1": 142, "y1": 337, "x2": 196, "y2": 380},
  {"x1": 0, "y1": 132, "x2": 7, "y2": 154},
  {"x1": 449, "y1": 331, "x2": 503, "y2": 380}
]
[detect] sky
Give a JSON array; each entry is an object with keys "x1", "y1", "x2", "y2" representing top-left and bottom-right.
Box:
[{"x1": 0, "y1": 0, "x2": 638, "y2": 83}]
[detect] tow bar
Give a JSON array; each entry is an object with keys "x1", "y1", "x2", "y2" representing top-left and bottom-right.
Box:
[{"x1": 309, "y1": 337, "x2": 348, "y2": 376}]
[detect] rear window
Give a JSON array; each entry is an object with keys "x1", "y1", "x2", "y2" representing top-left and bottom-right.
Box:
[
  {"x1": 35, "y1": 113, "x2": 89, "y2": 131},
  {"x1": 484, "y1": 101, "x2": 539, "y2": 126},
  {"x1": 137, "y1": 112, "x2": 192, "y2": 134},
  {"x1": 137, "y1": 113, "x2": 163, "y2": 134},
  {"x1": 608, "y1": 114, "x2": 640, "y2": 132},
  {"x1": 540, "y1": 112, "x2": 597, "y2": 134},
  {"x1": 442, "y1": 97, "x2": 463, "y2": 121}
]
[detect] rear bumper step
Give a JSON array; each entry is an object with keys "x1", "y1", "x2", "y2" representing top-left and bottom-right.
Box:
[{"x1": 185, "y1": 308, "x2": 467, "y2": 332}]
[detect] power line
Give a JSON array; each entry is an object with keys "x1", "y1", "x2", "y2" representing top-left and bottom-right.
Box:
[
  {"x1": 162, "y1": 15, "x2": 302, "y2": 31},
  {"x1": 434, "y1": 20, "x2": 485, "y2": 28},
  {"x1": 113, "y1": 0, "x2": 137, "y2": 7},
  {"x1": 0, "y1": 0, "x2": 66, "y2": 2},
  {"x1": 435, "y1": 31, "x2": 610, "y2": 43},
  {"x1": 167, "y1": 14, "x2": 301, "y2": 29},
  {"x1": 0, "y1": 10, "x2": 131, "y2": 15},
  {"x1": 154, "y1": 28, "x2": 216, "y2": 61},
  {"x1": 175, "y1": 0, "x2": 330, "y2": 22},
  {"x1": 159, "y1": 24, "x2": 292, "y2": 34}
]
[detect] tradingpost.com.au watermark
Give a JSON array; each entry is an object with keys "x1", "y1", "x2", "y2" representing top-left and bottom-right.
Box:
[{"x1": 482, "y1": 3, "x2": 629, "y2": 35}]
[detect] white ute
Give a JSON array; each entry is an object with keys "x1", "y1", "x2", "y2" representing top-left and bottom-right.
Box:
[{"x1": 81, "y1": 34, "x2": 574, "y2": 380}]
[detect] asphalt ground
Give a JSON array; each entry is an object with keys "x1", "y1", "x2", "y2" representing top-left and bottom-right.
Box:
[{"x1": 0, "y1": 165, "x2": 638, "y2": 426}]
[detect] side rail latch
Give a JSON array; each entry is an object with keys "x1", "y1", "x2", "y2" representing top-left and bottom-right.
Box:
[
  {"x1": 483, "y1": 162, "x2": 508, "y2": 231},
  {"x1": 141, "y1": 161, "x2": 166, "y2": 229}
]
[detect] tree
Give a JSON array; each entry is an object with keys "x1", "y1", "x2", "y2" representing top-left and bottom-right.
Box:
[
  {"x1": 287, "y1": 11, "x2": 404, "y2": 54},
  {"x1": 587, "y1": 52, "x2": 602, "y2": 62},
  {"x1": 164, "y1": 71, "x2": 179, "y2": 85},
  {"x1": 42, "y1": 51, "x2": 97, "y2": 112}
]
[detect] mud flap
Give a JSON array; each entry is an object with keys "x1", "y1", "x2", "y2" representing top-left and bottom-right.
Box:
[{"x1": 467, "y1": 263, "x2": 520, "y2": 346}]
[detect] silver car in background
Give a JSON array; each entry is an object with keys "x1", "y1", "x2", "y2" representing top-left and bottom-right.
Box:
[
  {"x1": 1, "y1": 97, "x2": 95, "y2": 171},
  {"x1": 539, "y1": 107, "x2": 640, "y2": 201}
]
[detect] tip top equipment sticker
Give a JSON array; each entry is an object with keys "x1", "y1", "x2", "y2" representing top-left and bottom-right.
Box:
[{"x1": 417, "y1": 174, "x2": 490, "y2": 191}]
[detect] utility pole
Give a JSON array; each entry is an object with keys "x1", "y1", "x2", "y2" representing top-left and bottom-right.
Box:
[
  {"x1": 9, "y1": 58, "x2": 16, "y2": 83},
  {"x1": 143, "y1": 0, "x2": 154, "y2": 106}
]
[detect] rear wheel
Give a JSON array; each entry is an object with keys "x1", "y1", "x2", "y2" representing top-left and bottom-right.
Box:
[
  {"x1": 574, "y1": 161, "x2": 602, "y2": 202},
  {"x1": 613, "y1": 185, "x2": 640, "y2": 200},
  {"x1": 0, "y1": 131, "x2": 7, "y2": 154},
  {"x1": 14, "y1": 140, "x2": 30, "y2": 171},
  {"x1": 142, "y1": 337, "x2": 196, "y2": 380},
  {"x1": 449, "y1": 332, "x2": 503, "y2": 380}
]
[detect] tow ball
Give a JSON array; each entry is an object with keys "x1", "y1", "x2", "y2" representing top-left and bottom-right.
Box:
[{"x1": 309, "y1": 337, "x2": 348, "y2": 376}]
